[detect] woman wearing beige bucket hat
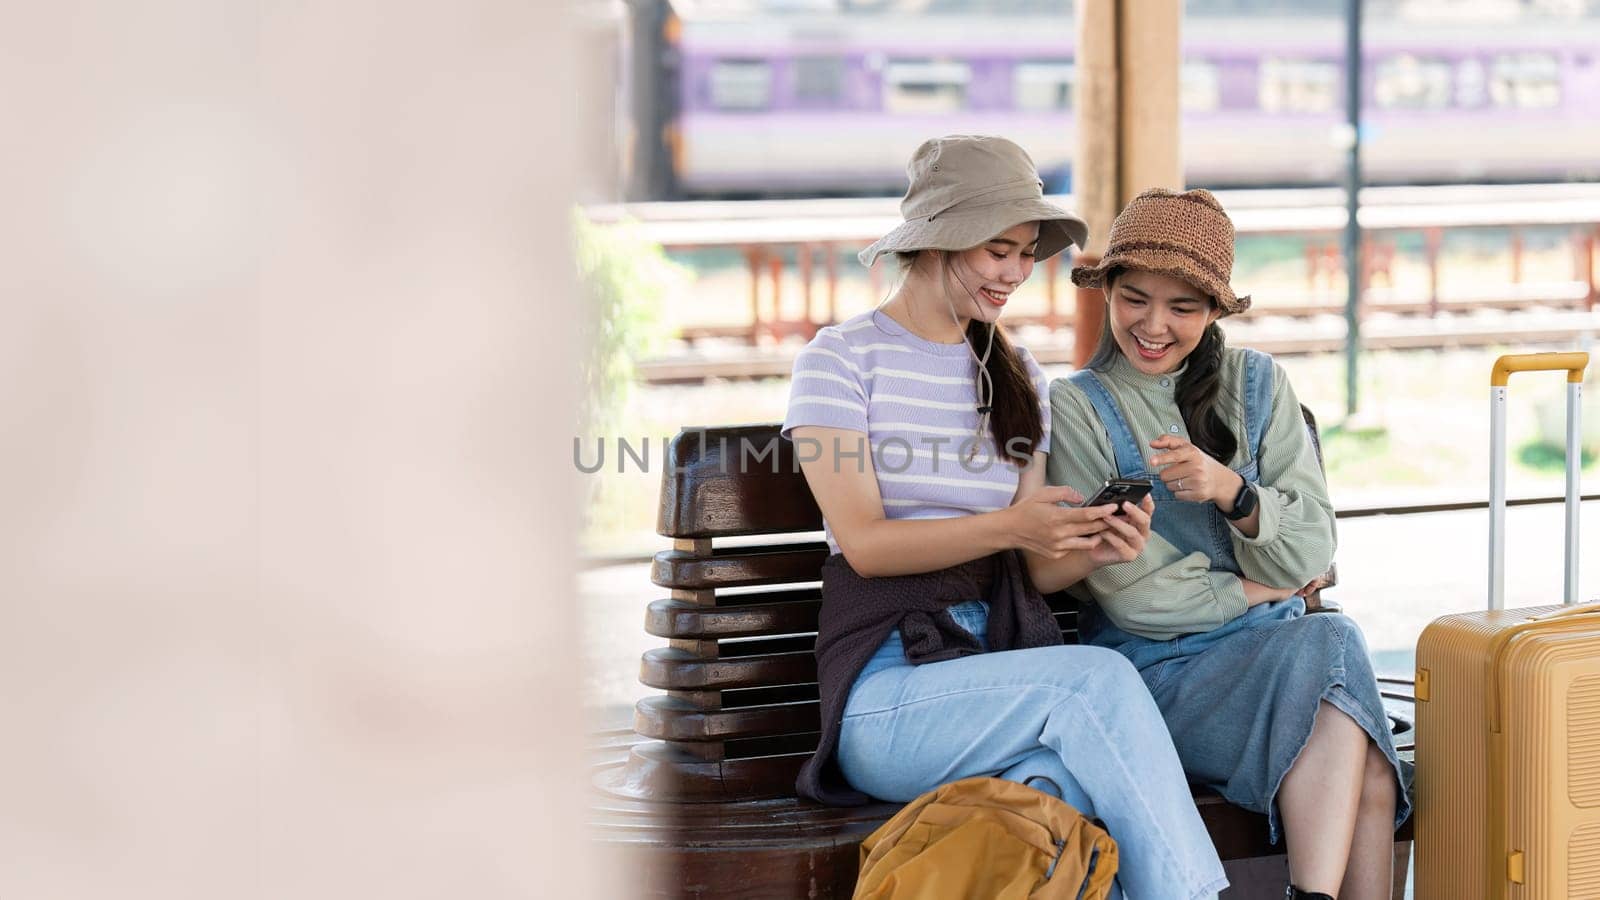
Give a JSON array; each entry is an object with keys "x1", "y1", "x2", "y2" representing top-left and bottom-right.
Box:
[
  {"x1": 783, "y1": 137, "x2": 1227, "y2": 898},
  {"x1": 1048, "y1": 188, "x2": 1410, "y2": 900}
]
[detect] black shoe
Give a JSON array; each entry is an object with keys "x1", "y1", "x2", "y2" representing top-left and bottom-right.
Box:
[{"x1": 1285, "y1": 888, "x2": 1335, "y2": 900}]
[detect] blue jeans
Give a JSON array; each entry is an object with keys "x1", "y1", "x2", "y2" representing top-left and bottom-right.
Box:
[
  {"x1": 837, "y1": 601, "x2": 1227, "y2": 900},
  {"x1": 1088, "y1": 598, "x2": 1413, "y2": 845}
]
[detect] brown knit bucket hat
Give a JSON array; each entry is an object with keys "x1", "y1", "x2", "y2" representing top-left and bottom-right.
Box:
[
  {"x1": 860, "y1": 135, "x2": 1089, "y2": 268},
  {"x1": 1070, "y1": 188, "x2": 1251, "y2": 316}
]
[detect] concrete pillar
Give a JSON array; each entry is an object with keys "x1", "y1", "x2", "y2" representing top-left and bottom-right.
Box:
[{"x1": 1071, "y1": 0, "x2": 1183, "y2": 367}]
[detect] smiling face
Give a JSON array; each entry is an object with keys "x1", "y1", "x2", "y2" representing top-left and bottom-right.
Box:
[
  {"x1": 1105, "y1": 267, "x2": 1223, "y2": 375},
  {"x1": 939, "y1": 221, "x2": 1041, "y2": 324}
]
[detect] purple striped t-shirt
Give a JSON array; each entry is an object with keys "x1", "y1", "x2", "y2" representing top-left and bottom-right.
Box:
[{"x1": 781, "y1": 310, "x2": 1051, "y2": 554}]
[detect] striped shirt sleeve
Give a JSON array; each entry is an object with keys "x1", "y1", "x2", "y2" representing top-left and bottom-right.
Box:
[{"x1": 782, "y1": 329, "x2": 869, "y2": 439}]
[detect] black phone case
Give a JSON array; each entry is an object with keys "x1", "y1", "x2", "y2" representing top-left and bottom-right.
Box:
[{"x1": 1084, "y1": 479, "x2": 1152, "y2": 509}]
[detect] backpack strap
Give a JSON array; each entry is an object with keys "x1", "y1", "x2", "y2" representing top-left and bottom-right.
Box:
[{"x1": 1023, "y1": 774, "x2": 1063, "y2": 798}]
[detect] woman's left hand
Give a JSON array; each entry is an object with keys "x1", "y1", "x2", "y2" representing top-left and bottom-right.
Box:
[{"x1": 1148, "y1": 434, "x2": 1241, "y2": 505}]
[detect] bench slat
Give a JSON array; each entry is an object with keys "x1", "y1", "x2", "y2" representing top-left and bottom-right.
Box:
[
  {"x1": 723, "y1": 683, "x2": 819, "y2": 706},
  {"x1": 636, "y1": 694, "x2": 820, "y2": 741},
  {"x1": 646, "y1": 594, "x2": 822, "y2": 639},
  {"x1": 642, "y1": 646, "x2": 818, "y2": 691},
  {"x1": 652, "y1": 544, "x2": 831, "y2": 590},
  {"x1": 623, "y1": 740, "x2": 812, "y2": 801}
]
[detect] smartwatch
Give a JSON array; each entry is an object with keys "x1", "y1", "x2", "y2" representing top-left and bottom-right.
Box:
[{"x1": 1223, "y1": 480, "x2": 1258, "y2": 521}]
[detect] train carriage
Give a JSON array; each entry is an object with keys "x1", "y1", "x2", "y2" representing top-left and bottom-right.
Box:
[{"x1": 626, "y1": 1, "x2": 1600, "y2": 198}]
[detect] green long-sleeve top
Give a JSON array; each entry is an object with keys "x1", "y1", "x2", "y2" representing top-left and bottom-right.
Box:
[{"x1": 1046, "y1": 346, "x2": 1336, "y2": 640}]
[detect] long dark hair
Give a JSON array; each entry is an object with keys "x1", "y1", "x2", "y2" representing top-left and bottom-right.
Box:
[
  {"x1": 967, "y1": 318, "x2": 1043, "y2": 460},
  {"x1": 1086, "y1": 270, "x2": 1238, "y2": 464},
  {"x1": 891, "y1": 251, "x2": 1043, "y2": 462}
]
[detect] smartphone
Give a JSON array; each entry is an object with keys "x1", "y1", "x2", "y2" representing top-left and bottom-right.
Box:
[{"x1": 1080, "y1": 477, "x2": 1153, "y2": 514}]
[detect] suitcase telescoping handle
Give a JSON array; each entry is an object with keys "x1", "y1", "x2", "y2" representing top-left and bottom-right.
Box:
[{"x1": 1488, "y1": 352, "x2": 1589, "y2": 610}]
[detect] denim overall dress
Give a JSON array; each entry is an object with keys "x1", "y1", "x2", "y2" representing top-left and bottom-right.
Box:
[{"x1": 1066, "y1": 350, "x2": 1411, "y2": 843}]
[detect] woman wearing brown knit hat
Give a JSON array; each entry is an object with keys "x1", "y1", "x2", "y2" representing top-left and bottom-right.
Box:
[{"x1": 1043, "y1": 188, "x2": 1410, "y2": 900}]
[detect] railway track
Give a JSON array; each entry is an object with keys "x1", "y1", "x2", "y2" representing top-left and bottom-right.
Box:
[
  {"x1": 606, "y1": 183, "x2": 1600, "y2": 383},
  {"x1": 640, "y1": 301, "x2": 1600, "y2": 384}
]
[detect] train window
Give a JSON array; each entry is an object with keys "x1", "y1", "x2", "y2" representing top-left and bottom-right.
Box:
[
  {"x1": 1258, "y1": 59, "x2": 1338, "y2": 113},
  {"x1": 1490, "y1": 53, "x2": 1560, "y2": 108},
  {"x1": 1374, "y1": 54, "x2": 1452, "y2": 109},
  {"x1": 1456, "y1": 58, "x2": 1487, "y2": 108},
  {"x1": 1181, "y1": 61, "x2": 1220, "y2": 112},
  {"x1": 709, "y1": 60, "x2": 772, "y2": 112},
  {"x1": 1014, "y1": 60, "x2": 1074, "y2": 112},
  {"x1": 884, "y1": 60, "x2": 970, "y2": 114},
  {"x1": 793, "y1": 56, "x2": 846, "y2": 107}
]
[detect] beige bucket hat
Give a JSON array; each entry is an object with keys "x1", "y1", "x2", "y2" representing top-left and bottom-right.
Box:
[
  {"x1": 859, "y1": 135, "x2": 1090, "y2": 268},
  {"x1": 1070, "y1": 187, "x2": 1252, "y2": 315}
]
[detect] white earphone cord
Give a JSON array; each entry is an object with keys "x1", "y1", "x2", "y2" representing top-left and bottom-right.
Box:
[{"x1": 944, "y1": 264, "x2": 997, "y2": 462}]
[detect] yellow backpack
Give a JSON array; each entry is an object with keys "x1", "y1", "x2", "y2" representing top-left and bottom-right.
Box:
[{"x1": 853, "y1": 776, "x2": 1119, "y2": 900}]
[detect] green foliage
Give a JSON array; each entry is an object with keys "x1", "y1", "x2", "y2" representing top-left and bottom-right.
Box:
[
  {"x1": 1517, "y1": 441, "x2": 1598, "y2": 472},
  {"x1": 573, "y1": 211, "x2": 683, "y2": 430},
  {"x1": 1320, "y1": 423, "x2": 1428, "y2": 486},
  {"x1": 1233, "y1": 234, "x2": 1307, "y2": 275}
]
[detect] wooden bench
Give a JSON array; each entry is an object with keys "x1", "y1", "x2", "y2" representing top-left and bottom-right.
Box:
[{"x1": 594, "y1": 420, "x2": 1414, "y2": 899}]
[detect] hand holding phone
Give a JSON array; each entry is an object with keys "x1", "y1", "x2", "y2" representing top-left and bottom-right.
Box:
[
  {"x1": 1079, "y1": 477, "x2": 1154, "y2": 515},
  {"x1": 1011, "y1": 485, "x2": 1120, "y2": 559}
]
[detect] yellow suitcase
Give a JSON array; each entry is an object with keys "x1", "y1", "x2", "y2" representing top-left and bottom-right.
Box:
[{"x1": 1416, "y1": 352, "x2": 1596, "y2": 900}]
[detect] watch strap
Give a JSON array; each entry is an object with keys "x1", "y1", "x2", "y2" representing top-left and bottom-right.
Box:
[{"x1": 1223, "y1": 481, "x2": 1257, "y2": 521}]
